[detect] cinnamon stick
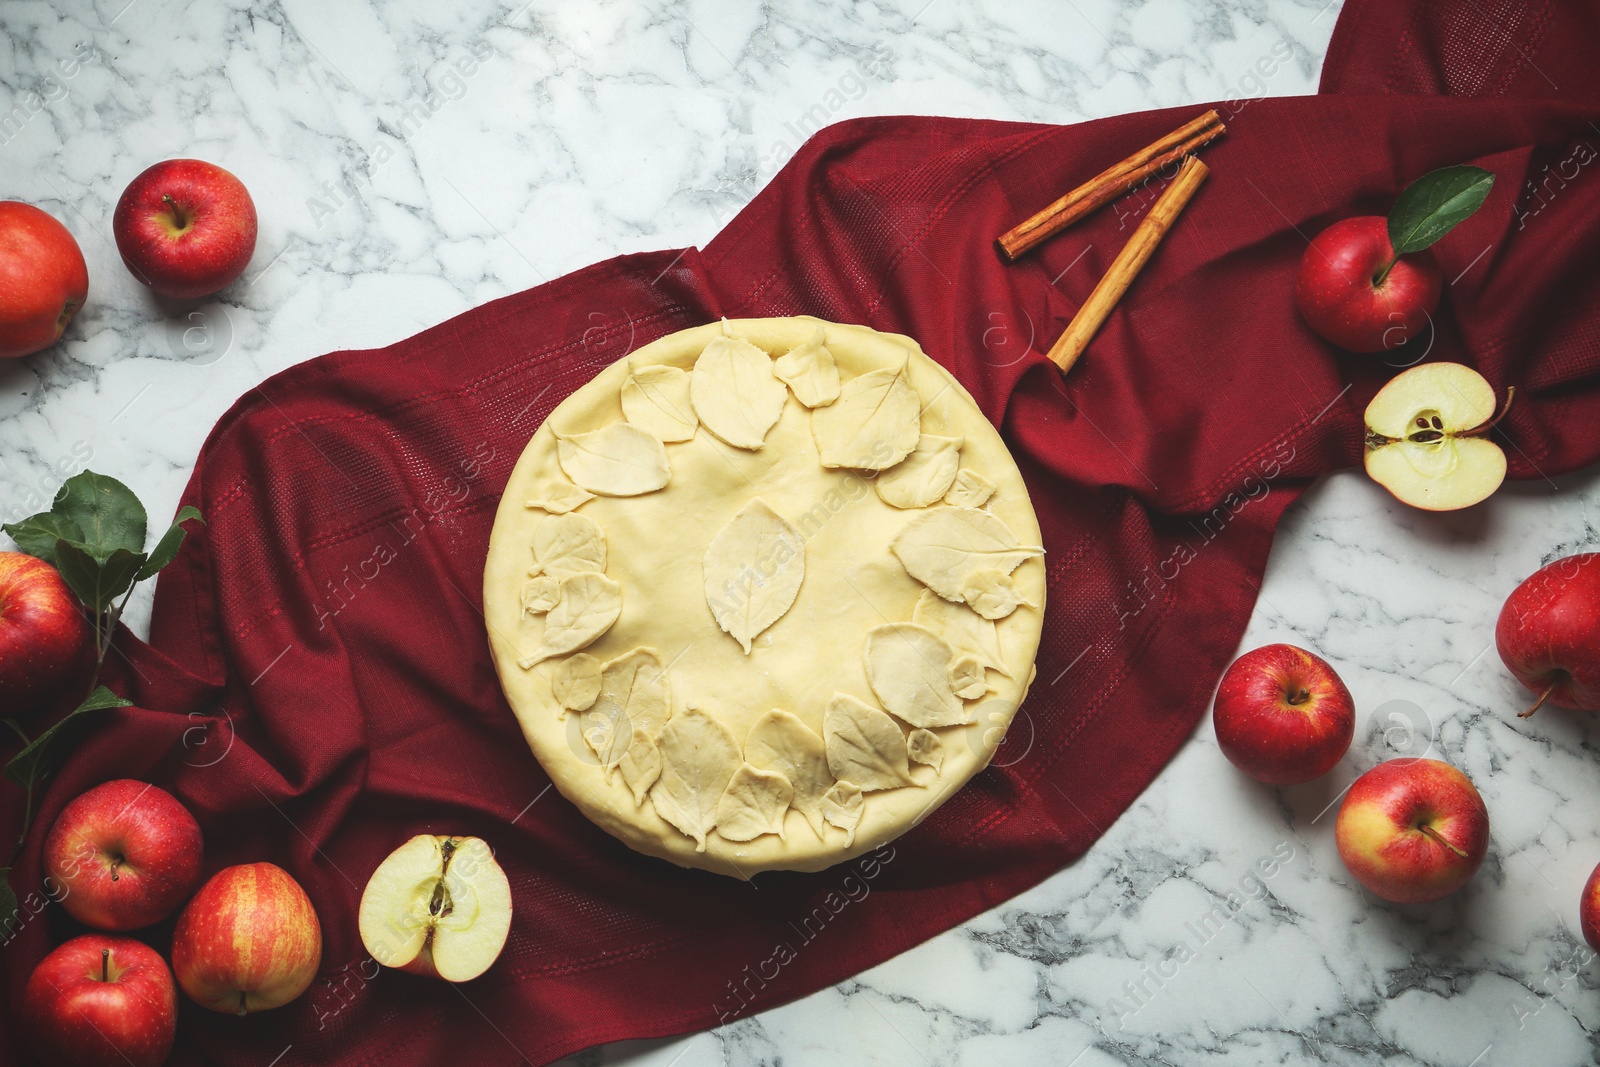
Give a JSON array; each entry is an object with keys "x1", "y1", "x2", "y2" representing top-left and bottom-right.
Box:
[
  {"x1": 997, "y1": 109, "x2": 1224, "y2": 261},
  {"x1": 1046, "y1": 155, "x2": 1209, "y2": 376}
]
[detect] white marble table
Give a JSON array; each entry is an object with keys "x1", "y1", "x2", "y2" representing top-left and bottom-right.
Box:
[{"x1": 7, "y1": 1, "x2": 1600, "y2": 1064}]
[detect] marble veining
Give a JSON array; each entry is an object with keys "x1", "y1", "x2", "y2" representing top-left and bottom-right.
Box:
[{"x1": 8, "y1": 0, "x2": 1600, "y2": 1064}]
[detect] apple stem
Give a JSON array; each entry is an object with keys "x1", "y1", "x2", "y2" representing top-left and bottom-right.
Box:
[
  {"x1": 1372, "y1": 255, "x2": 1399, "y2": 288},
  {"x1": 1518, "y1": 680, "x2": 1557, "y2": 719},
  {"x1": 1418, "y1": 824, "x2": 1469, "y2": 858},
  {"x1": 1286, "y1": 687, "x2": 1311, "y2": 706},
  {"x1": 238, "y1": 991, "x2": 248, "y2": 1017},
  {"x1": 1466, "y1": 386, "x2": 1517, "y2": 437},
  {"x1": 101, "y1": 948, "x2": 109, "y2": 983},
  {"x1": 161, "y1": 193, "x2": 190, "y2": 230}
]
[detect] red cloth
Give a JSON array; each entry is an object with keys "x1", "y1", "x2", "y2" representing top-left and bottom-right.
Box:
[{"x1": 6, "y1": 2, "x2": 1600, "y2": 1063}]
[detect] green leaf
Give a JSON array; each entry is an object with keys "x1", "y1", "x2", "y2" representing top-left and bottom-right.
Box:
[
  {"x1": 3, "y1": 686, "x2": 132, "y2": 791},
  {"x1": 0, "y1": 869, "x2": 15, "y2": 932},
  {"x1": 136, "y1": 506, "x2": 205, "y2": 581},
  {"x1": 53, "y1": 541, "x2": 146, "y2": 615},
  {"x1": 1, "y1": 512, "x2": 84, "y2": 566},
  {"x1": 1388, "y1": 165, "x2": 1496, "y2": 255},
  {"x1": 51, "y1": 472, "x2": 147, "y2": 557}
]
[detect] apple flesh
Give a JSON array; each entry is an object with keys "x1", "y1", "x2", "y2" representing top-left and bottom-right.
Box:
[
  {"x1": 0, "y1": 201, "x2": 88, "y2": 359},
  {"x1": 1363, "y1": 361, "x2": 1509, "y2": 511},
  {"x1": 0, "y1": 551, "x2": 93, "y2": 713},
  {"x1": 112, "y1": 159, "x2": 257, "y2": 299},
  {"x1": 1496, "y1": 552, "x2": 1600, "y2": 717},
  {"x1": 359, "y1": 834, "x2": 512, "y2": 982},
  {"x1": 1296, "y1": 215, "x2": 1442, "y2": 353},
  {"x1": 1213, "y1": 643, "x2": 1355, "y2": 785},
  {"x1": 1335, "y1": 758, "x2": 1488, "y2": 903},
  {"x1": 172, "y1": 862, "x2": 322, "y2": 1014},
  {"x1": 24, "y1": 934, "x2": 177, "y2": 1067},
  {"x1": 44, "y1": 778, "x2": 204, "y2": 931}
]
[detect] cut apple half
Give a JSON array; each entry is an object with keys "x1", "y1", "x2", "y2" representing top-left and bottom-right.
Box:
[
  {"x1": 358, "y1": 835, "x2": 512, "y2": 983},
  {"x1": 1363, "y1": 362, "x2": 1511, "y2": 511}
]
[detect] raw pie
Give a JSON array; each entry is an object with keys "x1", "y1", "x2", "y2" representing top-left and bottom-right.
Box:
[{"x1": 484, "y1": 317, "x2": 1044, "y2": 875}]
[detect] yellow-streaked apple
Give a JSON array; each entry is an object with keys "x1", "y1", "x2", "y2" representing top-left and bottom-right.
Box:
[
  {"x1": 1363, "y1": 362, "x2": 1509, "y2": 511},
  {"x1": 171, "y1": 862, "x2": 322, "y2": 1014},
  {"x1": 359, "y1": 835, "x2": 512, "y2": 983},
  {"x1": 1335, "y1": 758, "x2": 1488, "y2": 903},
  {"x1": 1213, "y1": 643, "x2": 1355, "y2": 785}
]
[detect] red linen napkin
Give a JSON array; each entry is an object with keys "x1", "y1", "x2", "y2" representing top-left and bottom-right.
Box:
[{"x1": 5, "y1": 2, "x2": 1600, "y2": 1063}]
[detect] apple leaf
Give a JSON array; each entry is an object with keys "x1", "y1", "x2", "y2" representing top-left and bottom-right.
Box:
[
  {"x1": 136, "y1": 506, "x2": 205, "y2": 581},
  {"x1": 1388, "y1": 165, "x2": 1495, "y2": 256},
  {"x1": 51, "y1": 471, "x2": 148, "y2": 558},
  {"x1": 53, "y1": 541, "x2": 147, "y2": 616},
  {"x1": 3, "y1": 687, "x2": 132, "y2": 793},
  {"x1": 0, "y1": 869, "x2": 15, "y2": 932},
  {"x1": 1, "y1": 512, "x2": 84, "y2": 566}
]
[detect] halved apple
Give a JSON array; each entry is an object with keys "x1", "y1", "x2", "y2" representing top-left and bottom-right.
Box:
[
  {"x1": 1363, "y1": 362, "x2": 1511, "y2": 511},
  {"x1": 358, "y1": 835, "x2": 512, "y2": 983}
]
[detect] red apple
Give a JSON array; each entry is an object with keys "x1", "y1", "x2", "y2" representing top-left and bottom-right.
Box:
[
  {"x1": 173, "y1": 862, "x2": 322, "y2": 1014},
  {"x1": 44, "y1": 778, "x2": 204, "y2": 931},
  {"x1": 1496, "y1": 552, "x2": 1600, "y2": 717},
  {"x1": 112, "y1": 159, "x2": 257, "y2": 299},
  {"x1": 1335, "y1": 758, "x2": 1489, "y2": 903},
  {"x1": 1295, "y1": 216, "x2": 1442, "y2": 353},
  {"x1": 1580, "y1": 860, "x2": 1600, "y2": 953},
  {"x1": 0, "y1": 201, "x2": 88, "y2": 359},
  {"x1": 1213, "y1": 643, "x2": 1355, "y2": 785},
  {"x1": 0, "y1": 551, "x2": 93, "y2": 713},
  {"x1": 24, "y1": 934, "x2": 177, "y2": 1067}
]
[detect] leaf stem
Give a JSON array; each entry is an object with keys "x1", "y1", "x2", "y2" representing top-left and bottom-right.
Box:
[
  {"x1": 11, "y1": 584, "x2": 130, "y2": 850},
  {"x1": 1372, "y1": 255, "x2": 1398, "y2": 288}
]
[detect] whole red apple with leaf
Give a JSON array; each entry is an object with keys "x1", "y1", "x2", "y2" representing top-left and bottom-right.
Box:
[
  {"x1": 1297, "y1": 165, "x2": 1495, "y2": 353},
  {"x1": 0, "y1": 472, "x2": 203, "y2": 924}
]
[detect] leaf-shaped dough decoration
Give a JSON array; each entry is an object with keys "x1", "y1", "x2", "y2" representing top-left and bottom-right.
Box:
[
  {"x1": 622, "y1": 364, "x2": 697, "y2": 443},
  {"x1": 619, "y1": 736, "x2": 662, "y2": 807},
  {"x1": 689, "y1": 337, "x2": 787, "y2": 450},
  {"x1": 773, "y1": 332, "x2": 840, "y2": 408},
  {"x1": 875, "y1": 435, "x2": 963, "y2": 509},
  {"x1": 716, "y1": 764, "x2": 794, "y2": 842},
  {"x1": 960, "y1": 568, "x2": 1032, "y2": 620},
  {"x1": 651, "y1": 708, "x2": 741, "y2": 851},
  {"x1": 525, "y1": 481, "x2": 595, "y2": 514},
  {"x1": 913, "y1": 589, "x2": 1011, "y2": 678},
  {"x1": 823, "y1": 693, "x2": 914, "y2": 791},
  {"x1": 521, "y1": 576, "x2": 560, "y2": 616},
  {"x1": 555, "y1": 423, "x2": 671, "y2": 496},
  {"x1": 864, "y1": 622, "x2": 970, "y2": 728},
  {"x1": 518, "y1": 572, "x2": 622, "y2": 668},
  {"x1": 581, "y1": 648, "x2": 671, "y2": 774},
  {"x1": 745, "y1": 710, "x2": 832, "y2": 840},
  {"x1": 907, "y1": 728, "x2": 944, "y2": 774},
  {"x1": 551, "y1": 653, "x2": 602, "y2": 711},
  {"x1": 948, "y1": 654, "x2": 987, "y2": 700},
  {"x1": 811, "y1": 354, "x2": 920, "y2": 470},
  {"x1": 943, "y1": 468, "x2": 995, "y2": 508},
  {"x1": 891, "y1": 507, "x2": 1043, "y2": 602},
  {"x1": 821, "y1": 781, "x2": 864, "y2": 846},
  {"x1": 703, "y1": 500, "x2": 806, "y2": 654},
  {"x1": 531, "y1": 512, "x2": 606, "y2": 579}
]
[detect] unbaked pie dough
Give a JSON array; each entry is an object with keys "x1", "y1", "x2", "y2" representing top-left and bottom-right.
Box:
[{"x1": 484, "y1": 317, "x2": 1045, "y2": 876}]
